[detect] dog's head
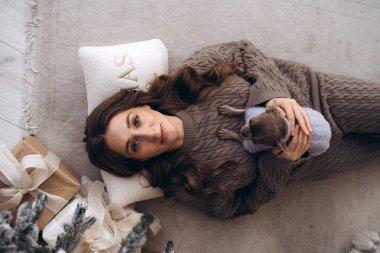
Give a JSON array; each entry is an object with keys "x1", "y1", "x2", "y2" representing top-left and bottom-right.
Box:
[{"x1": 240, "y1": 99, "x2": 289, "y2": 153}]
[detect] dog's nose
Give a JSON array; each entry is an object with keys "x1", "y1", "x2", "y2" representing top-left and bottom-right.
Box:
[{"x1": 241, "y1": 131, "x2": 248, "y2": 138}]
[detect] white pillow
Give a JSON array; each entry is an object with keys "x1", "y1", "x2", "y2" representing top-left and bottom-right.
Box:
[
  {"x1": 79, "y1": 39, "x2": 167, "y2": 207},
  {"x1": 78, "y1": 39, "x2": 169, "y2": 114},
  {"x1": 101, "y1": 170, "x2": 164, "y2": 207}
]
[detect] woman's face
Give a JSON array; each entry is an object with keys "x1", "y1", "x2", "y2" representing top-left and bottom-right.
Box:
[{"x1": 104, "y1": 105, "x2": 184, "y2": 161}]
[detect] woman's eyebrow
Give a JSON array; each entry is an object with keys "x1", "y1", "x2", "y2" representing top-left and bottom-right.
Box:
[
  {"x1": 125, "y1": 113, "x2": 131, "y2": 155},
  {"x1": 125, "y1": 140, "x2": 130, "y2": 155},
  {"x1": 127, "y1": 113, "x2": 131, "y2": 128}
]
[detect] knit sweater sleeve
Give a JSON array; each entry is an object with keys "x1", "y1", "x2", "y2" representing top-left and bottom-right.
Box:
[
  {"x1": 227, "y1": 151, "x2": 313, "y2": 220},
  {"x1": 181, "y1": 39, "x2": 291, "y2": 107},
  {"x1": 256, "y1": 150, "x2": 312, "y2": 194}
]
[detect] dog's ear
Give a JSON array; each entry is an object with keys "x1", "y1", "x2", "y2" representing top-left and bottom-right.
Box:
[
  {"x1": 266, "y1": 99, "x2": 278, "y2": 114},
  {"x1": 275, "y1": 139, "x2": 290, "y2": 154}
]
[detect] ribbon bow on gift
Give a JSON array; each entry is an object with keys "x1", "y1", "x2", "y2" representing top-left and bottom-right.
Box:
[
  {"x1": 77, "y1": 181, "x2": 161, "y2": 253},
  {"x1": 43, "y1": 181, "x2": 161, "y2": 252},
  {"x1": 0, "y1": 141, "x2": 68, "y2": 214}
]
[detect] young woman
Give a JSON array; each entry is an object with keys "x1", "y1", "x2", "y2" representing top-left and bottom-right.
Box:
[{"x1": 83, "y1": 40, "x2": 380, "y2": 219}]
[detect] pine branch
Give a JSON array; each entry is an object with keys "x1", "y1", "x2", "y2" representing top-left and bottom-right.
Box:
[
  {"x1": 55, "y1": 202, "x2": 96, "y2": 253},
  {"x1": 31, "y1": 193, "x2": 47, "y2": 223},
  {"x1": 0, "y1": 210, "x2": 12, "y2": 223},
  {"x1": 0, "y1": 211, "x2": 15, "y2": 251},
  {"x1": 119, "y1": 213, "x2": 154, "y2": 253},
  {"x1": 0, "y1": 193, "x2": 94, "y2": 253},
  {"x1": 34, "y1": 246, "x2": 54, "y2": 253},
  {"x1": 163, "y1": 240, "x2": 174, "y2": 253},
  {"x1": 14, "y1": 194, "x2": 47, "y2": 252}
]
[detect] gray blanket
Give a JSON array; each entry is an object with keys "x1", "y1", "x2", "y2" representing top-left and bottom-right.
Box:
[{"x1": 26, "y1": 0, "x2": 380, "y2": 252}]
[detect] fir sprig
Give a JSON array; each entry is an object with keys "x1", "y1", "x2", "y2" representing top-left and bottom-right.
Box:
[
  {"x1": 163, "y1": 240, "x2": 175, "y2": 253},
  {"x1": 0, "y1": 194, "x2": 172, "y2": 253},
  {"x1": 119, "y1": 213, "x2": 154, "y2": 253},
  {"x1": 0, "y1": 193, "x2": 96, "y2": 253},
  {"x1": 0, "y1": 211, "x2": 16, "y2": 252},
  {"x1": 14, "y1": 194, "x2": 47, "y2": 252},
  {"x1": 55, "y1": 202, "x2": 96, "y2": 253}
]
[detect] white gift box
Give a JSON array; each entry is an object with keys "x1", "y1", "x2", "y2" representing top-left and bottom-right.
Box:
[{"x1": 42, "y1": 180, "x2": 161, "y2": 253}]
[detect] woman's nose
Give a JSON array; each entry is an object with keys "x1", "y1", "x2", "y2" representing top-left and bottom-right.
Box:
[{"x1": 141, "y1": 126, "x2": 160, "y2": 141}]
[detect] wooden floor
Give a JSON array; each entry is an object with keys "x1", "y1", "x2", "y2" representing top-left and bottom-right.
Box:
[{"x1": 0, "y1": 0, "x2": 30, "y2": 149}]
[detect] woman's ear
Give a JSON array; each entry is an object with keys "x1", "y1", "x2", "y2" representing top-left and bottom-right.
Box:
[{"x1": 143, "y1": 105, "x2": 151, "y2": 109}]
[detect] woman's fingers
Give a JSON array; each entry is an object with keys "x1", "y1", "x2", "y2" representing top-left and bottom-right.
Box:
[
  {"x1": 287, "y1": 99, "x2": 312, "y2": 136},
  {"x1": 293, "y1": 103, "x2": 310, "y2": 136},
  {"x1": 273, "y1": 125, "x2": 299, "y2": 160},
  {"x1": 277, "y1": 107, "x2": 286, "y2": 117},
  {"x1": 273, "y1": 125, "x2": 312, "y2": 161},
  {"x1": 294, "y1": 125, "x2": 305, "y2": 155},
  {"x1": 293, "y1": 126, "x2": 312, "y2": 160},
  {"x1": 283, "y1": 105, "x2": 296, "y2": 136},
  {"x1": 272, "y1": 148, "x2": 282, "y2": 155},
  {"x1": 303, "y1": 109, "x2": 313, "y2": 134},
  {"x1": 287, "y1": 125, "x2": 300, "y2": 157},
  {"x1": 300, "y1": 105, "x2": 313, "y2": 135},
  {"x1": 272, "y1": 98, "x2": 297, "y2": 136},
  {"x1": 267, "y1": 98, "x2": 312, "y2": 136}
]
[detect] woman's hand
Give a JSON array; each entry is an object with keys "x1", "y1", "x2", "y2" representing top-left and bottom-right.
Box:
[
  {"x1": 266, "y1": 98, "x2": 312, "y2": 136},
  {"x1": 272, "y1": 125, "x2": 312, "y2": 161}
]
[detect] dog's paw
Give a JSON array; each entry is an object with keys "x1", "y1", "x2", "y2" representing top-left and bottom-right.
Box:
[
  {"x1": 218, "y1": 105, "x2": 235, "y2": 116},
  {"x1": 217, "y1": 129, "x2": 232, "y2": 140}
]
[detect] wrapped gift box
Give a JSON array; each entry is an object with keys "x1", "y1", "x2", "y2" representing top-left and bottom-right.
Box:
[
  {"x1": 0, "y1": 136, "x2": 81, "y2": 228},
  {"x1": 43, "y1": 180, "x2": 161, "y2": 253}
]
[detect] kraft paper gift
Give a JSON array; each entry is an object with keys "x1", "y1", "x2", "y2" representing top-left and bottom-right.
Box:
[
  {"x1": 0, "y1": 136, "x2": 81, "y2": 228},
  {"x1": 43, "y1": 181, "x2": 161, "y2": 253}
]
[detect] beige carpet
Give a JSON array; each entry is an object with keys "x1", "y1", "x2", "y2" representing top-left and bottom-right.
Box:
[{"x1": 26, "y1": 0, "x2": 380, "y2": 252}]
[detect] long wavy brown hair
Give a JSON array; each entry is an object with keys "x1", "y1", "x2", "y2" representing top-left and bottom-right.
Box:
[{"x1": 84, "y1": 63, "x2": 245, "y2": 205}]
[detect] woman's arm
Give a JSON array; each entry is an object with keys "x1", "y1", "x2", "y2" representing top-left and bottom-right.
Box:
[
  {"x1": 267, "y1": 98, "x2": 312, "y2": 137},
  {"x1": 182, "y1": 40, "x2": 290, "y2": 102},
  {"x1": 173, "y1": 126, "x2": 312, "y2": 220},
  {"x1": 182, "y1": 39, "x2": 312, "y2": 136},
  {"x1": 258, "y1": 124, "x2": 312, "y2": 188}
]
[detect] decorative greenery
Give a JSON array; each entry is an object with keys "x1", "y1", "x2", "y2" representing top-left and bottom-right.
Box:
[
  {"x1": 0, "y1": 194, "x2": 96, "y2": 253},
  {"x1": 119, "y1": 213, "x2": 175, "y2": 253},
  {"x1": 0, "y1": 194, "x2": 175, "y2": 253},
  {"x1": 0, "y1": 211, "x2": 16, "y2": 252},
  {"x1": 119, "y1": 213, "x2": 154, "y2": 253},
  {"x1": 55, "y1": 203, "x2": 96, "y2": 252},
  {"x1": 163, "y1": 240, "x2": 175, "y2": 253}
]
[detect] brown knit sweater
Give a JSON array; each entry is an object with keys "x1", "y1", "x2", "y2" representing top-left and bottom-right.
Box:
[{"x1": 172, "y1": 40, "x2": 380, "y2": 219}]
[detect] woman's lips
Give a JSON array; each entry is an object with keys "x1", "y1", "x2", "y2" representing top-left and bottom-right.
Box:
[{"x1": 161, "y1": 125, "x2": 167, "y2": 144}]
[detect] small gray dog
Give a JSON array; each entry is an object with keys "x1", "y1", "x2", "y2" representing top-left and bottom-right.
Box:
[{"x1": 217, "y1": 99, "x2": 332, "y2": 156}]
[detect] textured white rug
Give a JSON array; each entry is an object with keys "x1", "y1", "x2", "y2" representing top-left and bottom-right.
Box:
[{"x1": 25, "y1": 0, "x2": 380, "y2": 252}]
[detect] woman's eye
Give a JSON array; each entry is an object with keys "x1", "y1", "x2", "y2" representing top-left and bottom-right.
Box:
[
  {"x1": 132, "y1": 139, "x2": 140, "y2": 152},
  {"x1": 134, "y1": 115, "x2": 140, "y2": 127}
]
